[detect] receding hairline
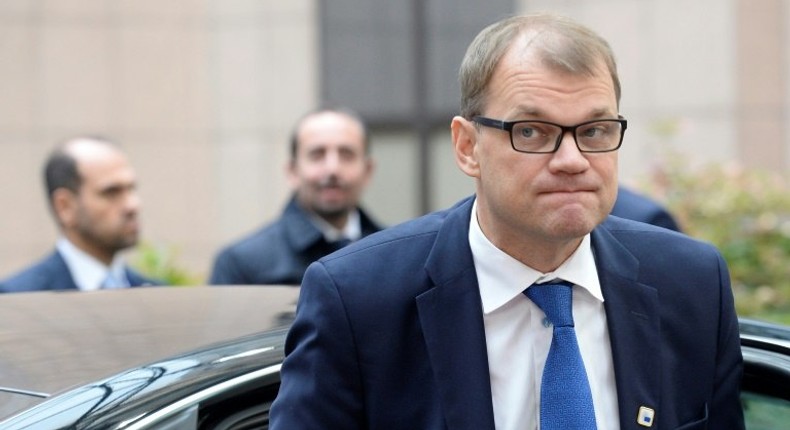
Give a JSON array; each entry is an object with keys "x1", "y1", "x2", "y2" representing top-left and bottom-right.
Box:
[
  {"x1": 58, "y1": 135, "x2": 121, "y2": 158},
  {"x1": 297, "y1": 110, "x2": 365, "y2": 134},
  {"x1": 42, "y1": 135, "x2": 123, "y2": 213},
  {"x1": 459, "y1": 13, "x2": 621, "y2": 118},
  {"x1": 290, "y1": 107, "x2": 370, "y2": 158}
]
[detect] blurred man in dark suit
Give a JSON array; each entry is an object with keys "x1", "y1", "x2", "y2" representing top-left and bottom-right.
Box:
[
  {"x1": 0, "y1": 136, "x2": 159, "y2": 292},
  {"x1": 210, "y1": 107, "x2": 382, "y2": 285},
  {"x1": 612, "y1": 185, "x2": 681, "y2": 232}
]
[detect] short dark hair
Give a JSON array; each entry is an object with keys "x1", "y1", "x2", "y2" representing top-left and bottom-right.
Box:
[
  {"x1": 43, "y1": 135, "x2": 116, "y2": 206},
  {"x1": 289, "y1": 106, "x2": 370, "y2": 160},
  {"x1": 44, "y1": 147, "x2": 80, "y2": 200}
]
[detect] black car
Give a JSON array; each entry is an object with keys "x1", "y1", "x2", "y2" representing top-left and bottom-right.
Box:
[
  {"x1": 1, "y1": 287, "x2": 788, "y2": 429},
  {"x1": 0, "y1": 286, "x2": 299, "y2": 429}
]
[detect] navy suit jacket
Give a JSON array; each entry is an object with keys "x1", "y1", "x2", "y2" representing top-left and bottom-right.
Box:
[
  {"x1": 270, "y1": 197, "x2": 743, "y2": 430},
  {"x1": 0, "y1": 251, "x2": 159, "y2": 293},
  {"x1": 612, "y1": 185, "x2": 682, "y2": 232},
  {"x1": 210, "y1": 197, "x2": 382, "y2": 285}
]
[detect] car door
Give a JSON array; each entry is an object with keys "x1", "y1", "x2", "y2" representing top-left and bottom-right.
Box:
[{"x1": 740, "y1": 319, "x2": 790, "y2": 429}]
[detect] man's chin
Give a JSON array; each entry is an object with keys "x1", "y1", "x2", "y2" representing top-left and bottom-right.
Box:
[
  {"x1": 314, "y1": 204, "x2": 352, "y2": 220},
  {"x1": 113, "y1": 236, "x2": 139, "y2": 252},
  {"x1": 548, "y1": 212, "x2": 603, "y2": 240}
]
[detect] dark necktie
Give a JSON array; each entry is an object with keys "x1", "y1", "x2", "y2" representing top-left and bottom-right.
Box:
[
  {"x1": 524, "y1": 281, "x2": 597, "y2": 430},
  {"x1": 330, "y1": 238, "x2": 352, "y2": 250}
]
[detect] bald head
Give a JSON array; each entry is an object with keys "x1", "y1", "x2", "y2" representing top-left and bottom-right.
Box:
[{"x1": 44, "y1": 137, "x2": 122, "y2": 203}]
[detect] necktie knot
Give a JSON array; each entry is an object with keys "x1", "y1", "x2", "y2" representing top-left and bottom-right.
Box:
[
  {"x1": 329, "y1": 238, "x2": 352, "y2": 251},
  {"x1": 101, "y1": 273, "x2": 124, "y2": 289},
  {"x1": 525, "y1": 281, "x2": 574, "y2": 327}
]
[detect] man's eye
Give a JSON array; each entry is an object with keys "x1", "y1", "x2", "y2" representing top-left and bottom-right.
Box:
[
  {"x1": 582, "y1": 128, "x2": 598, "y2": 137},
  {"x1": 519, "y1": 127, "x2": 537, "y2": 138},
  {"x1": 307, "y1": 151, "x2": 324, "y2": 161},
  {"x1": 339, "y1": 148, "x2": 359, "y2": 161},
  {"x1": 582, "y1": 124, "x2": 610, "y2": 138}
]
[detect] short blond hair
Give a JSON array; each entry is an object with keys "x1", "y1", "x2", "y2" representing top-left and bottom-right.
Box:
[{"x1": 458, "y1": 13, "x2": 621, "y2": 119}]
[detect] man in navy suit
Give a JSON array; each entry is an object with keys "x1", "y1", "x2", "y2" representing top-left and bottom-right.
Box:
[
  {"x1": 612, "y1": 185, "x2": 682, "y2": 232},
  {"x1": 270, "y1": 14, "x2": 743, "y2": 430},
  {"x1": 0, "y1": 136, "x2": 159, "y2": 292},
  {"x1": 209, "y1": 107, "x2": 381, "y2": 285}
]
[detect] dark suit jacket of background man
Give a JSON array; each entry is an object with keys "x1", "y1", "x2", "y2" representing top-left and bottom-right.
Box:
[
  {"x1": 210, "y1": 196, "x2": 382, "y2": 285},
  {"x1": 612, "y1": 185, "x2": 682, "y2": 232},
  {"x1": 0, "y1": 251, "x2": 158, "y2": 292},
  {"x1": 270, "y1": 196, "x2": 743, "y2": 430}
]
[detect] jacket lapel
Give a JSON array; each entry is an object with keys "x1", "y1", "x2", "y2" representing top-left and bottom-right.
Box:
[
  {"x1": 49, "y1": 251, "x2": 80, "y2": 290},
  {"x1": 414, "y1": 201, "x2": 663, "y2": 429},
  {"x1": 416, "y1": 197, "x2": 496, "y2": 430},
  {"x1": 592, "y1": 225, "x2": 662, "y2": 429}
]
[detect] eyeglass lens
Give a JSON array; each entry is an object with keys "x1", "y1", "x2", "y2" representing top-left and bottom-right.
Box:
[{"x1": 511, "y1": 120, "x2": 623, "y2": 153}]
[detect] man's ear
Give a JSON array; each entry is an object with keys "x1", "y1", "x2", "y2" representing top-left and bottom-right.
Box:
[
  {"x1": 451, "y1": 116, "x2": 480, "y2": 178},
  {"x1": 361, "y1": 156, "x2": 375, "y2": 187},
  {"x1": 52, "y1": 188, "x2": 78, "y2": 228},
  {"x1": 285, "y1": 159, "x2": 299, "y2": 189}
]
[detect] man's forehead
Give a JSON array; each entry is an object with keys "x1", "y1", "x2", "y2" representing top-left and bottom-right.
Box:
[
  {"x1": 301, "y1": 111, "x2": 362, "y2": 133},
  {"x1": 75, "y1": 154, "x2": 136, "y2": 189},
  {"x1": 488, "y1": 45, "x2": 617, "y2": 115},
  {"x1": 297, "y1": 115, "x2": 365, "y2": 150},
  {"x1": 300, "y1": 110, "x2": 358, "y2": 127}
]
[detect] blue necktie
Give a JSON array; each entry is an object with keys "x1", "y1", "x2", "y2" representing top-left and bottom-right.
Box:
[
  {"x1": 525, "y1": 281, "x2": 597, "y2": 430},
  {"x1": 101, "y1": 273, "x2": 124, "y2": 289}
]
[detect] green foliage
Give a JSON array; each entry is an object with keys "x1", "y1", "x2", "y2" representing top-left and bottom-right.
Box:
[
  {"x1": 639, "y1": 156, "x2": 790, "y2": 323},
  {"x1": 130, "y1": 242, "x2": 202, "y2": 286}
]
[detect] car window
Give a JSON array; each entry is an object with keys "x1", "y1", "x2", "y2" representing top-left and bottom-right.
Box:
[
  {"x1": 157, "y1": 405, "x2": 198, "y2": 430},
  {"x1": 740, "y1": 321, "x2": 790, "y2": 430},
  {"x1": 742, "y1": 391, "x2": 790, "y2": 430}
]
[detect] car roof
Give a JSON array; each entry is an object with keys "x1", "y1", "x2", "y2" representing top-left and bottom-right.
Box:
[{"x1": 0, "y1": 286, "x2": 299, "y2": 419}]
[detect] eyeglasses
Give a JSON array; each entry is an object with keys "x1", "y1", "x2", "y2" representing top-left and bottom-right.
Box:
[{"x1": 472, "y1": 116, "x2": 627, "y2": 154}]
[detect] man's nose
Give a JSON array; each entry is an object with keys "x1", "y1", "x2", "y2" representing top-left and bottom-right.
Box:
[
  {"x1": 125, "y1": 190, "x2": 141, "y2": 213},
  {"x1": 323, "y1": 151, "x2": 342, "y2": 172},
  {"x1": 549, "y1": 131, "x2": 589, "y2": 172}
]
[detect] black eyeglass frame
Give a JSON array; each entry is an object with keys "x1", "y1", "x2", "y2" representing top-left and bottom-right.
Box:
[{"x1": 472, "y1": 115, "x2": 628, "y2": 154}]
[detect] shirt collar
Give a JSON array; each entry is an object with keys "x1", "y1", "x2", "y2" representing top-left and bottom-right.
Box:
[
  {"x1": 308, "y1": 209, "x2": 362, "y2": 242},
  {"x1": 56, "y1": 238, "x2": 128, "y2": 290},
  {"x1": 469, "y1": 200, "x2": 603, "y2": 314}
]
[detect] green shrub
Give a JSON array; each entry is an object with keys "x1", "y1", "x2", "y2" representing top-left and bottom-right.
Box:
[
  {"x1": 638, "y1": 156, "x2": 790, "y2": 324},
  {"x1": 130, "y1": 242, "x2": 202, "y2": 286}
]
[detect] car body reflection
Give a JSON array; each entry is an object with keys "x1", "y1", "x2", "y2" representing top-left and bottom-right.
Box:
[{"x1": 1, "y1": 288, "x2": 790, "y2": 429}]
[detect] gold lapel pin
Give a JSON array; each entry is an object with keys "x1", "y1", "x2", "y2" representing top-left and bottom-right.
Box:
[{"x1": 637, "y1": 406, "x2": 655, "y2": 427}]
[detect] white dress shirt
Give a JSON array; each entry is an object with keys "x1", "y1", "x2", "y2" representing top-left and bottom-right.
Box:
[
  {"x1": 309, "y1": 209, "x2": 362, "y2": 242},
  {"x1": 56, "y1": 238, "x2": 130, "y2": 291},
  {"x1": 469, "y1": 201, "x2": 620, "y2": 430}
]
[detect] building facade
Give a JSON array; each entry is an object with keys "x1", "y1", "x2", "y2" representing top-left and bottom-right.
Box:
[{"x1": 0, "y1": 0, "x2": 787, "y2": 281}]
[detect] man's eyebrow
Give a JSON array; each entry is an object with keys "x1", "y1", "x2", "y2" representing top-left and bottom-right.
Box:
[
  {"x1": 98, "y1": 182, "x2": 135, "y2": 193},
  {"x1": 511, "y1": 106, "x2": 543, "y2": 118},
  {"x1": 510, "y1": 106, "x2": 616, "y2": 120},
  {"x1": 587, "y1": 107, "x2": 616, "y2": 118}
]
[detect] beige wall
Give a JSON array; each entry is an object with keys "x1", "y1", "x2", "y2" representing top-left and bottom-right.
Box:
[
  {"x1": 1, "y1": 1, "x2": 788, "y2": 282},
  {"x1": 0, "y1": 1, "x2": 318, "y2": 280},
  {"x1": 736, "y1": 0, "x2": 787, "y2": 171}
]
